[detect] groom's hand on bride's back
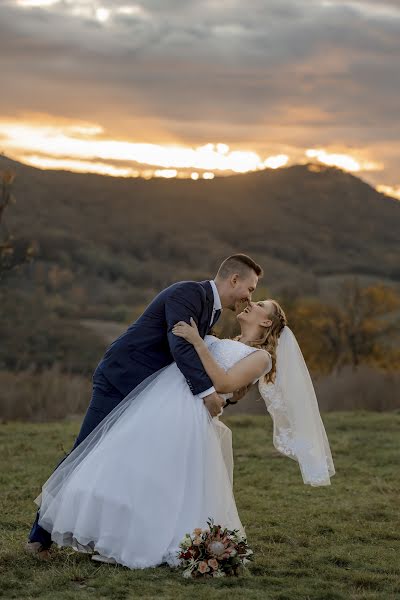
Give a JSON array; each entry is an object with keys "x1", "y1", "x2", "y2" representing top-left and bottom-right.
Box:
[{"x1": 203, "y1": 391, "x2": 225, "y2": 417}]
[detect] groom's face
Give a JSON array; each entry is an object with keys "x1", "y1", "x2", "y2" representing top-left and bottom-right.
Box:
[{"x1": 228, "y1": 271, "x2": 259, "y2": 311}]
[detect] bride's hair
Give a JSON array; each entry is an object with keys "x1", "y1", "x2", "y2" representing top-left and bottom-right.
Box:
[{"x1": 236, "y1": 299, "x2": 287, "y2": 383}]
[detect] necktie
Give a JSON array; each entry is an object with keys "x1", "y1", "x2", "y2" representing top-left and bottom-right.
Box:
[{"x1": 211, "y1": 309, "x2": 221, "y2": 328}]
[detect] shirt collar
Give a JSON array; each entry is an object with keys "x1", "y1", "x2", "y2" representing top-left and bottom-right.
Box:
[{"x1": 209, "y1": 280, "x2": 222, "y2": 311}]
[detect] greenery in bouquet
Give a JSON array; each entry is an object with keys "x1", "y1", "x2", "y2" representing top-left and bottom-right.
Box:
[{"x1": 177, "y1": 518, "x2": 253, "y2": 579}]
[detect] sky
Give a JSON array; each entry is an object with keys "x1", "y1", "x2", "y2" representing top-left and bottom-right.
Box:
[{"x1": 0, "y1": 0, "x2": 399, "y2": 197}]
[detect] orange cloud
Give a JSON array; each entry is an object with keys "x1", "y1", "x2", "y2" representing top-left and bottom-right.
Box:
[
  {"x1": 0, "y1": 118, "x2": 285, "y2": 176},
  {"x1": 0, "y1": 117, "x2": 392, "y2": 194}
]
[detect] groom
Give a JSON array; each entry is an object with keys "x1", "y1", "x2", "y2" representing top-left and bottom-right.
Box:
[{"x1": 27, "y1": 253, "x2": 262, "y2": 557}]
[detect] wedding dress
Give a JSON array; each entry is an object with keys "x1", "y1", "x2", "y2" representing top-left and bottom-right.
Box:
[{"x1": 36, "y1": 336, "x2": 266, "y2": 569}]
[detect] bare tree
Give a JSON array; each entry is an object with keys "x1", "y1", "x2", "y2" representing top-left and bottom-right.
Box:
[{"x1": 0, "y1": 169, "x2": 37, "y2": 277}]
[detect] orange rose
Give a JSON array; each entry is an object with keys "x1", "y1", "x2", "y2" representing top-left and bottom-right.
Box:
[
  {"x1": 193, "y1": 528, "x2": 203, "y2": 536},
  {"x1": 208, "y1": 558, "x2": 219, "y2": 571},
  {"x1": 198, "y1": 561, "x2": 210, "y2": 574},
  {"x1": 193, "y1": 537, "x2": 202, "y2": 546}
]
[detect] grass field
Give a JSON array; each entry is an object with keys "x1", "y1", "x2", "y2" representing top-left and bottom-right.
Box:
[{"x1": 0, "y1": 412, "x2": 399, "y2": 600}]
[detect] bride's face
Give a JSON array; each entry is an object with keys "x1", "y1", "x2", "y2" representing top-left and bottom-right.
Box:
[{"x1": 237, "y1": 300, "x2": 273, "y2": 329}]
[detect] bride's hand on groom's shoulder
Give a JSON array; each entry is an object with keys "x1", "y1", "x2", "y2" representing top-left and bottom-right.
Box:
[{"x1": 172, "y1": 317, "x2": 201, "y2": 346}]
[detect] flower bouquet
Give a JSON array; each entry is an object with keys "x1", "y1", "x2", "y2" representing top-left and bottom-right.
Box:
[{"x1": 177, "y1": 518, "x2": 253, "y2": 578}]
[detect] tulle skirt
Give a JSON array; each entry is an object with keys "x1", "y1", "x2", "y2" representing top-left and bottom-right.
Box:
[{"x1": 37, "y1": 363, "x2": 243, "y2": 569}]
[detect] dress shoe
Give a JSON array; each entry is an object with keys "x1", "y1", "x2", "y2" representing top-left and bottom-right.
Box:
[{"x1": 25, "y1": 541, "x2": 50, "y2": 560}]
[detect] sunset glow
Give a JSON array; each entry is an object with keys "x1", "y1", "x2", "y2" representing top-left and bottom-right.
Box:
[
  {"x1": 305, "y1": 149, "x2": 383, "y2": 173},
  {"x1": 2, "y1": 0, "x2": 398, "y2": 198},
  {"x1": 22, "y1": 155, "x2": 140, "y2": 178},
  {"x1": 0, "y1": 119, "x2": 394, "y2": 195},
  {"x1": 154, "y1": 169, "x2": 178, "y2": 179},
  {"x1": 376, "y1": 185, "x2": 400, "y2": 201},
  {"x1": 306, "y1": 148, "x2": 361, "y2": 171},
  {"x1": 0, "y1": 121, "x2": 260, "y2": 172},
  {"x1": 263, "y1": 154, "x2": 289, "y2": 169},
  {"x1": 0, "y1": 120, "x2": 278, "y2": 176}
]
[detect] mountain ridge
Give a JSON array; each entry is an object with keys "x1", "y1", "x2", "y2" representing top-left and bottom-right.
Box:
[{"x1": 1, "y1": 153, "x2": 399, "y2": 296}]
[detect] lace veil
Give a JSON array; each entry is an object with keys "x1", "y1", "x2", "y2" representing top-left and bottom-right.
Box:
[{"x1": 258, "y1": 326, "x2": 335, "y2": 486}]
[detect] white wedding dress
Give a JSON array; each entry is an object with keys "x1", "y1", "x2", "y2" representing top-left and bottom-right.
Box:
[{"x1": 37, "y1": 336, "x2": 266, "y2": 569}]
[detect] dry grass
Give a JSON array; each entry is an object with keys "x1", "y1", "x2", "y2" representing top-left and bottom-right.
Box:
[
  {"x1": 228, "y1": 366, "x2": 400, "y2": 416},
  {"x1": 0, "y1": 366, "x2": 91, "y2": 422},
  {"x1": 0, "y1": 365, "x2": 398, "y2": 422},
  {"x1": 314, "y1": 366, "x2": 400, "y2": 411}
]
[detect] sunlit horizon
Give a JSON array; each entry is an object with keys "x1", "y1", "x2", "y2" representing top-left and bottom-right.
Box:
[
  {"x1": 1, "y1": 0, "x2": 398, "y2": 202},
  {"x1": 0, "y1": 118, "x2": 396, "y2": 198}
]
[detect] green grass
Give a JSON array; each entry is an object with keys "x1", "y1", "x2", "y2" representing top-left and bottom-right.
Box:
[{"x1": 1, "y1": 413, "x2": 399, "y2": 600}]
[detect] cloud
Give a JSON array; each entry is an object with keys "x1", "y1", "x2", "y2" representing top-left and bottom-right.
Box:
[{"x1": 0, "y1": 0, "x2": 399, "y2": 185}]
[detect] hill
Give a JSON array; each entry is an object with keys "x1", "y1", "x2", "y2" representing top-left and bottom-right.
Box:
[
  {"x1": 1, "y1": 154, "x2": 399, "y2": 293},
  {"x1": 1, "y1": 154, "x2": 399, "y2": 376}
]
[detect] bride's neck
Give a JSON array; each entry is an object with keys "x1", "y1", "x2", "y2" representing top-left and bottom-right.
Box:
[{"x1": 237, "y1": 325, "x2": 262, "y2": 346}]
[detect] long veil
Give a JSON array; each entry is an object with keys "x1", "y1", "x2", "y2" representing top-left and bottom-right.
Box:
[
  {"x1": 35, "y1": 368, "x2": 168, "y2": 524},
  {"x1": 258, "y1": 326, "x2": 335, "y2": 486}
]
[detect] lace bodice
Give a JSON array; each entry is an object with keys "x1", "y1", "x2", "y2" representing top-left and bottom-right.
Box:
[
  {"x1": 205, "y1": 335, "x2": 259, "y2": 370},
  {"x1": 204, "y1": 335, "x2": 269, "y2": 400}
]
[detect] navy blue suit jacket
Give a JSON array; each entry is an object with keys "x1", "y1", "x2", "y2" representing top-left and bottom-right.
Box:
[{"x1": 97, "y1": 280, "x2": 218, "y2": 397}]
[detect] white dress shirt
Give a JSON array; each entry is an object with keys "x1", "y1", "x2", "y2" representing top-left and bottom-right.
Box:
[{"x1": 198, "y1": 280, "x2": 222, "y2": 399}]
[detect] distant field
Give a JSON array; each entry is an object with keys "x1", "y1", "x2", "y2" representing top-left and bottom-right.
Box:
[
  {"x1": 80, "y1": 319, "x2": 126, "y2": 344},
  {"x1": 0, "y1": 413, "x2": 399, "y2": 600}
]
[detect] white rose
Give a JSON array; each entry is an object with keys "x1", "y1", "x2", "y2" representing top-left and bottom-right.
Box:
[
  {"x1": 180, "y1": 534, "x2": 192, "y2": 549},
  {"x1": 212, "y1": 569, "x2": 226, "y2": 578}
]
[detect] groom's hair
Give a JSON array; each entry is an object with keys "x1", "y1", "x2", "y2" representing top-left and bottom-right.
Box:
[{"x1": 217, "y1": 254, "x2": 263, "y2": 279}]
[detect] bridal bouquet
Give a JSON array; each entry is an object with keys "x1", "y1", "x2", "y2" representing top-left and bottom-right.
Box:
[{"x1": 177, "y1": 518, "x2": 253, "y2": 578}]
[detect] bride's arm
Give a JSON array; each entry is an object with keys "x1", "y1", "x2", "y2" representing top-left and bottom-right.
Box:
[{"x1": 172, "y1": 319, "x2": 271, "y2": 393}]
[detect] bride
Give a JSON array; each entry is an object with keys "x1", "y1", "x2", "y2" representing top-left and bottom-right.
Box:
[{"x1": 36, "y1": 299, "x2": 334, "y2": 569}]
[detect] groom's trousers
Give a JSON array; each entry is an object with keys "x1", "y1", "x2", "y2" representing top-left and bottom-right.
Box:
[{"x1": 28, "y1": 368, "x2": 124, "y2": 547}]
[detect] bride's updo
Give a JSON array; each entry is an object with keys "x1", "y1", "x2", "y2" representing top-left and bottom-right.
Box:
[{"x1": 247, "y1": 299, "x2": 287, "y2": 383}]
